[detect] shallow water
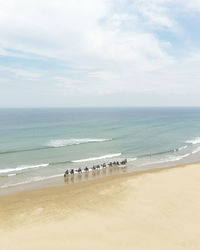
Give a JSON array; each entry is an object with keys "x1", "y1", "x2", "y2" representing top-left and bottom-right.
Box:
[{"x1": 1, "y1": 107, "x2": 200, "y2": 188}]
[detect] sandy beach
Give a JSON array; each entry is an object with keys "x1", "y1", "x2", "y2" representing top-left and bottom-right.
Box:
[{"x1": 1, "y1": 162, "x2": 200, "y2": 250}]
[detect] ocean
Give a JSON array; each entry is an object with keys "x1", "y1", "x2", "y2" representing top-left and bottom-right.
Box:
[{"x1": 1, "y1": 107, "x2": 200, "y2": 189}]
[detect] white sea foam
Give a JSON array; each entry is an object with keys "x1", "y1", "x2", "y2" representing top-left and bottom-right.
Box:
[
  {"x1": 1, "y1": 174, "x2": 63, "y2": 188},
  {"x1": 0, "y1": 163, "x2": 49, "y2": 174},
  {"x1": 8, "y1": 173, "x2": 16, "y2": 177},
  {"x1": 178, "y1": 145, "x2": 188, "y2": 151},
  {"x1": 127, "y1": 157, "x2": 137, "y2": 162},
  {"x1": 47, "y1": 138, "x2": 111, "y2": 148},
  {"x1": 186, "y1": 137, "x2": 200, "y2": 145},
  {"x1": 72, "y1": 153, "x2": 122, "y2": 163},
  {"x1": 192, "y1": 147, "x2": 200, "y2": 154},
  {"x1": 143, "y1": 153, "x2": 191, "y2": 166},
  {"x1": 168, "y1": 153, "x2": 190, "y2": 162}
]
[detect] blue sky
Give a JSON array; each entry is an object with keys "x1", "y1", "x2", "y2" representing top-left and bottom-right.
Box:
[{"x1": 0, "y1": 0, "x2": 200, "y2": 107}]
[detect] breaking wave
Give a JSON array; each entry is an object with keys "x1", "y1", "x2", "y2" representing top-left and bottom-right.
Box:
[
  {"x1": 186, "y1": 137, "x2": 200, "y2": 145},
  {"x1": 0, "y1": 138, "x2": 111, "y2": 155},
  {"x1": 47, "y1": 138, "x2": 111, "y2": 148},
  {"x1": 0, "y1": 163, "x2": 49, "y2": 174},
  {"x1": 72, "y1": 153, "x2": 122, "y2": 163}
]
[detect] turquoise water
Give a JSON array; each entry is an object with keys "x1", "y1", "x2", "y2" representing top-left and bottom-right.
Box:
[{"x1": 1, "y1": 107, "x2": 200, "y2": 188}]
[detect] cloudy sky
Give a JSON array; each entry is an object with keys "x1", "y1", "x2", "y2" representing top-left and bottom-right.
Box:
[{"x1": 0, "y1": 0, "x2": 200, "y2": 107}]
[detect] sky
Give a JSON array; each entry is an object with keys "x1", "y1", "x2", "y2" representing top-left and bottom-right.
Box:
[{"x1": 0, "y1": 0, "x2": 200, "y2": 107}]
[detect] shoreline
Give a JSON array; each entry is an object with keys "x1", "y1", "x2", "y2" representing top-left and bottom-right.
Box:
[
  {"x1": 1, "y1": 161, "x2": 200, "y2": 249},
  {"x1": 1, "y1": 156, "x2": 199, "y2": 198},
  {"x1": 0, "y1": 161, "x2": 198, "y2": 219}
]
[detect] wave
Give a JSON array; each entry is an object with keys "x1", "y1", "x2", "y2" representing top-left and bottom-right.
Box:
[
  {"x1": 177, "y1": 145, "x2": 188, "y2": 151},
  {"x1": 138, "y1": 145, "x2": 189, "y2": 159},
  {"x1": 47, "y1": 138, "x2": 111, "y2": 148},
  {"x1": 0, "y1": 147, "x2": 49, "y2": 155},
  {"x1": 0, "y1": 163, "x2": 49, "y2": 174},
  {"x1": 8, "y1": 173, "x2": 16, "y2": 177},
  {"x1": 167, "y1": 153, "x2": 190, "y2": 162},
  {"x1": 144, "y1": 153, "x2": 191, "y2": 166},
  {"x1": 127, "y1": 157, "x2": 137, "y2": 162},
  {"x1": 186, "y1": 137, "x2": 200, "y2": 145},
  {"x1": 0, "y1": 138, "x2": 111, "y2": 155},
  {"x1": 192, "y1": 146, "x2": 200, "y2": 154},
  {"x1": 138, "y1": 149, "x2": 176, "y2": 158},
  {"x1": 1, "y1": 174, "x2": 63, "y2": 188},
  {"x1": 72, "y1": 153, "x2": 122, "y2": 163}
]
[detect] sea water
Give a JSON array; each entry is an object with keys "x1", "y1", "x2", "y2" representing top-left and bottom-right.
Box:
[{"x1": 1, "y1": 107, "x2": 200, "y2": 188}]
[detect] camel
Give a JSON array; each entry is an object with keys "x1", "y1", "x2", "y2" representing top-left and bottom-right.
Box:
[
  {"x1": 84, "y1": 166, "x2": 89, "y2": 172},
  {"x1": 96, "y1": 165, "x2": 100, "y2": 170},
  {"x1": 70, "y1": 169, "x2": 74, "y2": 175},
  {"x1": 76, "y1": 167, "x2": 82, "y2": 173},
  {"x1": 120, "y1": 159, "x2": 128, "y2": 165},
  {"x1": 101, "y1": 163, "x2": 106, "y2": 168},
  {"x1": 64, "y1": 169, "x2": 69, "y2": 177}
]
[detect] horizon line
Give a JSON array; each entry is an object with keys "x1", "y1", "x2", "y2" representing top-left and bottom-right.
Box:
[{"x1": 0, "y1": 106, "x2": 200, "y2": 109}]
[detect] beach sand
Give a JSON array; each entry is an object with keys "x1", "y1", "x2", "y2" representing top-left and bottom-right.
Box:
[{"x1": 1, "y1": 162, "x2": 200, "y2": 250}]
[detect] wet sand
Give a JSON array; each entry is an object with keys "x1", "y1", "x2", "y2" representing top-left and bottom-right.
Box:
[{"x1": 1, "y1": 162, "x2": 200, "y2": 250}]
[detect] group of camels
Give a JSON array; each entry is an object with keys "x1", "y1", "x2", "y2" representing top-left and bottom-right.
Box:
[{"x1": 64, "y1": 159, "x2": 127, "y2": 177}]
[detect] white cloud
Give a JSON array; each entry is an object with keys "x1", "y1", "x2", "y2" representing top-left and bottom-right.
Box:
[
  {"x1": 132, "y1": 0, "x2": 175, "y2": 29},
  {"x1": 0, "y1": 66, "x2": 43, "y2": 80},
  {"x1": 0, "y1": 0, "x2": 200, "y2": 106},
  {"x1": 0, "y1": 0, "x2": 173, "y2": 65}
]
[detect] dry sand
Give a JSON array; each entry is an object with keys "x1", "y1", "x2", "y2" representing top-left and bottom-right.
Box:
[{"x1": 1, "y1": 162, "x2": 200, "y2": 250}]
